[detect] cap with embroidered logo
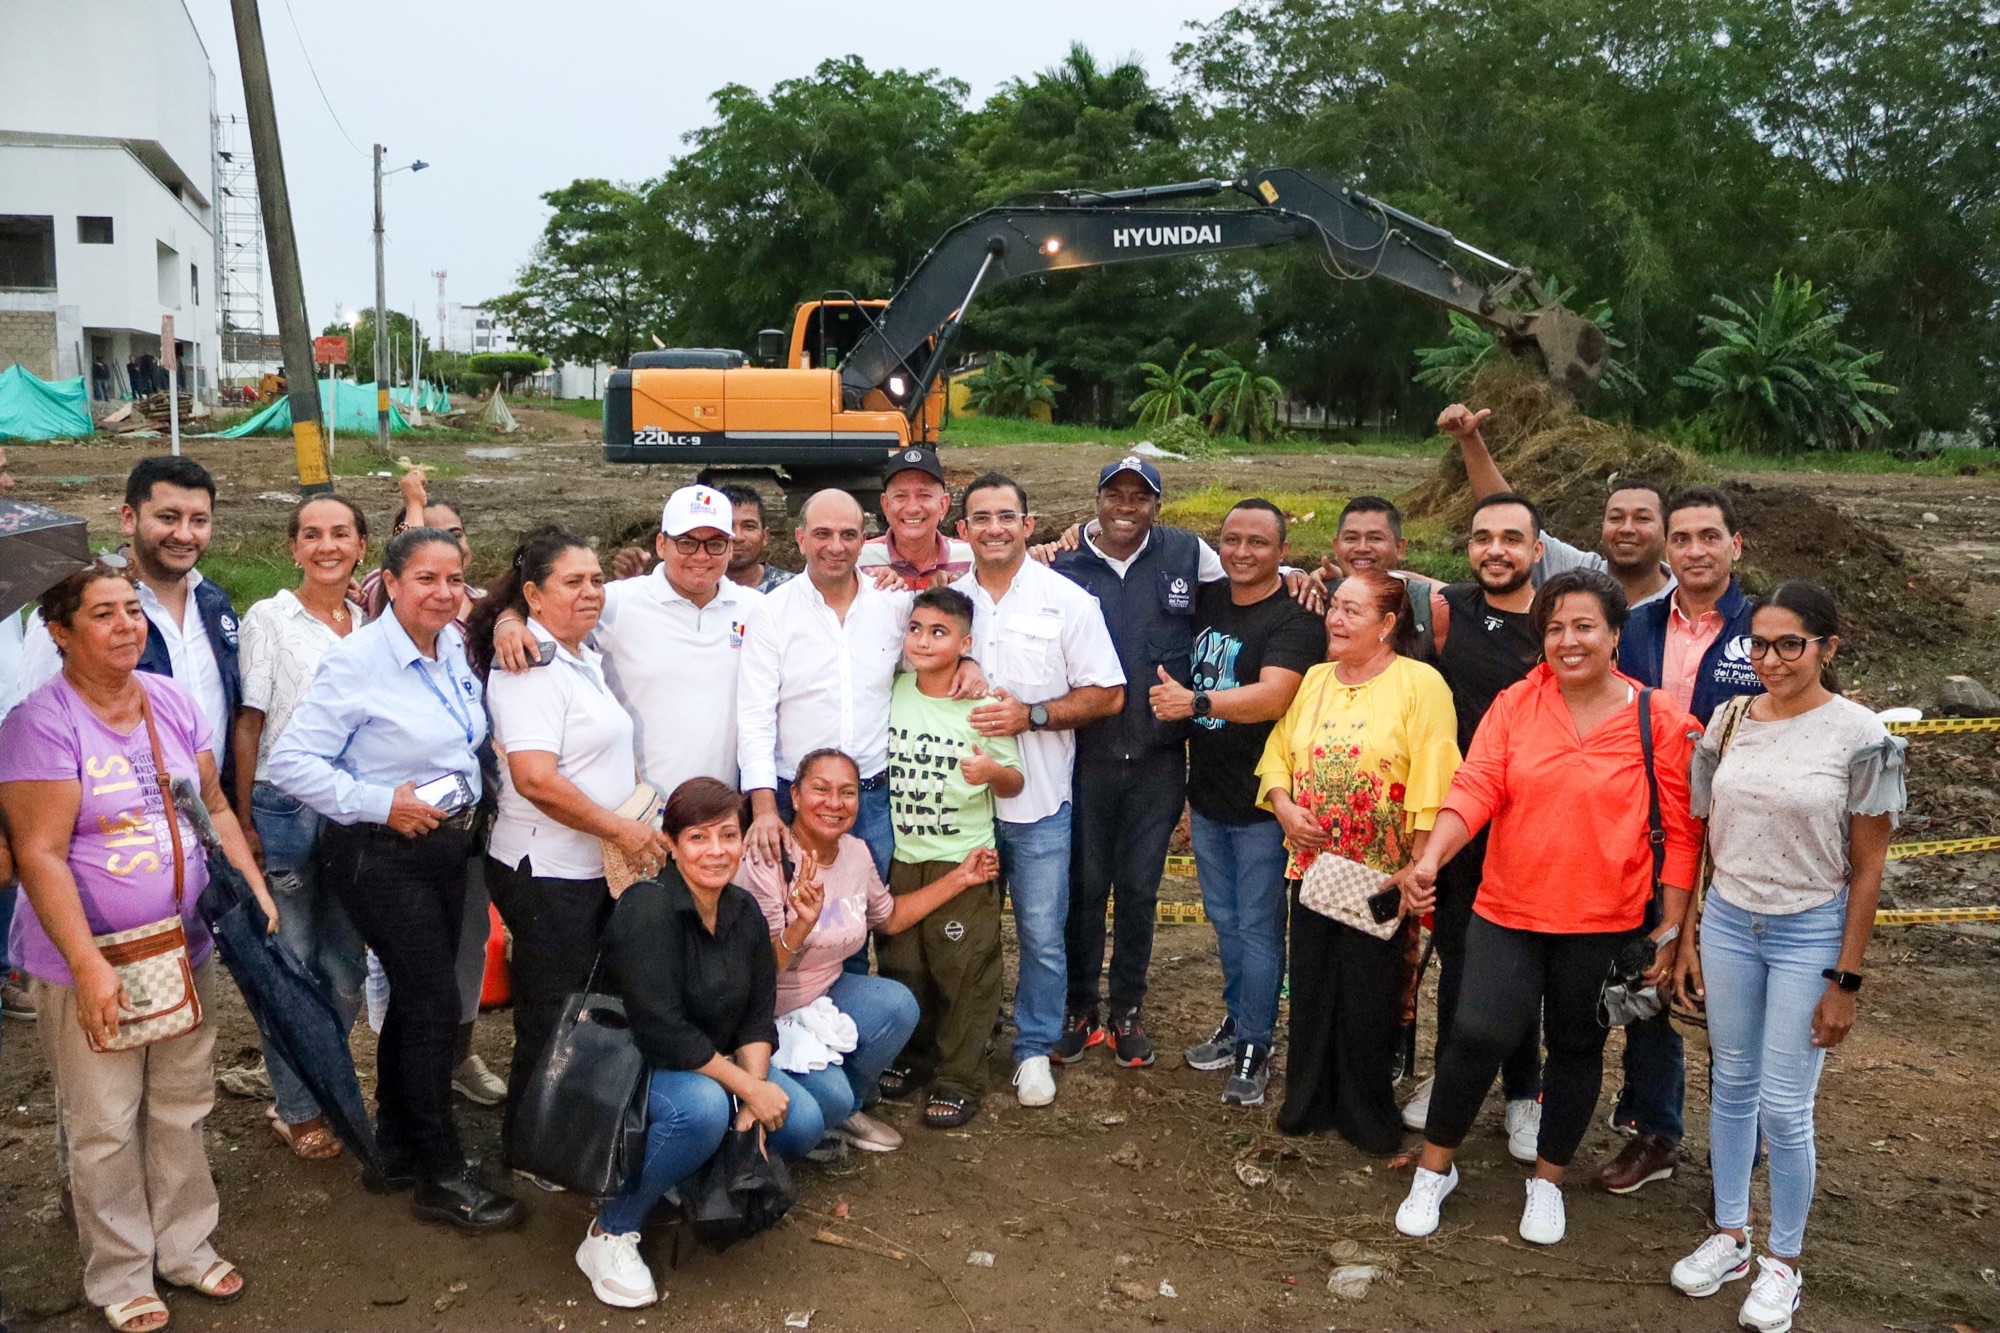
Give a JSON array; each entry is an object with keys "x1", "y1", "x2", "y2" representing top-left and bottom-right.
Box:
[
  {"x1": 1098, "y1": 455, "x2": 1162, "y2": 495},
  {"x1": 884, "y1": 445, "x2": 947, "y2": 487},
  {"x1": 660, "y1": 484, "x2": 732, "y2": 537}
]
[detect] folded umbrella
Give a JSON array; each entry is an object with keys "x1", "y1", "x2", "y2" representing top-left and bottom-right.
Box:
[
  {"x1": 171, "y1": 780, "x2": 381, "y2": 1171},
  {"x1": 0, "y1": 499, "x2": 90, "y2": 620}
]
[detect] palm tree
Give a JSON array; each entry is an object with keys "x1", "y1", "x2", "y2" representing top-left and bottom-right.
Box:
[
  {"x1": 1198, "y1": 350, "x2": 1283, "y2": 441},
  {"x1": 964, "y1": 350, "x2": 1065, "y2": 419},
  {"x1": 1014, "y1": 43, "x2": 1177, "y2": 152},
  {"x1": 1674, "y1": 273, "x2": 1897, "y2": 454},
  {"x1": 1128, "y1": 345, "x2": 1207, "y2": 428}
]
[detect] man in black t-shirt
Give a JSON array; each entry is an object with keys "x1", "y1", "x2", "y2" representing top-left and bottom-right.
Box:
[
  {"x1": 1402, "y1": 491, "x2": 1548, "y2": 1160},
  {"x1": 1149, "y1": 499, "x2": 1325, "y2": 1107}
]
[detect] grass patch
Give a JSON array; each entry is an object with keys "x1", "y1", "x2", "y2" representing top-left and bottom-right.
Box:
[
  {"x1": 1213, "y1": 434, "x2": 1446, "y2": 459},
  {"x1": 546, "y1": 398, "x2": 607, "y2": 422},
  {"x1": 1701, "y1": 446, "x2": 1994, "y2": 476},
  {"x1": 1160, "y1": 483, "x2": 1471, "y2": 583},
  {"x1": 200, "y1": 532, "x2": 298, "y2": 609},
  {"x1": 940, "y1": 412, "x2": 1443, "y2": 459},
  {"x1": 328, "y1": 452, "x2": 467, "y2": 479}
]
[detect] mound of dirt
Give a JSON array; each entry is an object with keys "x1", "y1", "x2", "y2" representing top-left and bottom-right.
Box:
[{"x1": 1401, "y1": 358, "x2": 1965, "y2": 652}]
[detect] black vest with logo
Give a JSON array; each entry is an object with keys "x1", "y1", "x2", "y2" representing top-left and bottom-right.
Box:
[
  {"x1": 1054, "y1": 524, "x2": 1201, "y2": 764},
  {"x1": 1437, "y1": 581, "x2": 1540, "y2": 754}
]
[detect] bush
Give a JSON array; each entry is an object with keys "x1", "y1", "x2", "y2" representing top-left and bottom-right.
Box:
[
  {"x1": 963, "y1": 350, "x2": 1063, "y2": 418},
  {"x1": 1148, "y1": 413, "x2": 1217, "y2": 458}
]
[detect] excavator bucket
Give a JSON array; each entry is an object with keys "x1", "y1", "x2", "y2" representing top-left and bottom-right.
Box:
[{"x1": 1502, "y1": 305, "x2": 1611, "y2": 400}]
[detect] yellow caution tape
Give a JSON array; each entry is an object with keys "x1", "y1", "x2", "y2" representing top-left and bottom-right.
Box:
[
  {"x1": 1886, "y1": 716, "x2": 2000, "y2": 735},
  {"x1": 1885, "y1": 834, "x2": 2000, "y2": 860},
  {"x1": 1163, "y1": 854, "x2": 1198, "y2": 877},
  {"x1": 1874, "y1": 905, "x2": 2000, "y2": 926}
]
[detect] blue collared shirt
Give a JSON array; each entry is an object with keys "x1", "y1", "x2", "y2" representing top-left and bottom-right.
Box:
[{"x1": 268, "y1": 610, "x2": 487, "y2": 826}]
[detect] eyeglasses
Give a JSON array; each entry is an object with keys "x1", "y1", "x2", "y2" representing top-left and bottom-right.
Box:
[
  {"x1": 965, "y1": 510, "x2": 1025, "y2": 529},
  {"x1": 670, "y1": 535, "x2": 732, "y2": 557},
  {"x1": 1747, "y1": 634, "x2": 1825, "y2": 661}
]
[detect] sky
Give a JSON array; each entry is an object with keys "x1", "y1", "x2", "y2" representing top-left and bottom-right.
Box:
[{"x1": 183, "y1": 0, "x2": 1237, "y2": 341}]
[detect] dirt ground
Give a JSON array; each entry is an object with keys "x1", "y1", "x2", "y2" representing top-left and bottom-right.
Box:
[{"x1": 4, "y1": 413, "x2": 1999, "y2": 1331}]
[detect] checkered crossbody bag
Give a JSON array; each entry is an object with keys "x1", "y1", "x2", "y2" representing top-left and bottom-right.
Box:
[{"x1": 85, "y1": 688, "x2": 203, "y2": 1053}]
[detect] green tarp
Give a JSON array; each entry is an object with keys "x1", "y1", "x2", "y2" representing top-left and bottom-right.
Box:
[
  {"x1": 0, "y1": 365, "x2": 93, "y2": 441},
  {"x1": 204, "y1": 379, "x2": 416, "y2": 438}
]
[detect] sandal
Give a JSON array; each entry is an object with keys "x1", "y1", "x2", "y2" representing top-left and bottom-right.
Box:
[
  {"x1": 924, "y1": 1090, "x2": 978, "y2": 1129},
  {"x1": 878, "y1": 1065, "x2": 915, "y2": 1101},
  {"x1": 104, "y1": 1293, "x2": 169, "y2": 1331},
  {"x1": 161, "y1": 1259, "x2": 244, "y2": 1304},
  {"x1": 267, "y1": 1109, "x2": 343, "y2": 1161}
]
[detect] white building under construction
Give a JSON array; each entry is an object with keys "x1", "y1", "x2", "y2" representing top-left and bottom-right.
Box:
[{"x1": 0, "y1": 0, "x2": 224, "y2": 400}]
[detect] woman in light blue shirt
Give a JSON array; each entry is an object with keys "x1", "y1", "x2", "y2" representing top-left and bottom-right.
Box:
[{"x1": 269, "y1": 527, "x2": 522, "y2": 1235}]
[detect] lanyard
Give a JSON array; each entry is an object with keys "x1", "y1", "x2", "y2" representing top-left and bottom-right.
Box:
[{"x1": 413, "y1": 654, "x2": 475, "y2": 746}]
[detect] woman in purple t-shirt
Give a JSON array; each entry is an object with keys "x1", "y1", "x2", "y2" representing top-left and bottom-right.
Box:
[{"x1": 0, "y1": 563, "x2": 271, "y2": 1331}]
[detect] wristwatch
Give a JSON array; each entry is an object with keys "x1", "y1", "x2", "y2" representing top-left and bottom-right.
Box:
[
  {"x1": 1191, "y1": 690, "x2": 1212, "y2": 719},
  {"x1": 1821, "y1": 968, "x2": 1864, "y2": 992},
  {"x1": 1028, "y1": 703, "x2": 1050, "y2": 731}
]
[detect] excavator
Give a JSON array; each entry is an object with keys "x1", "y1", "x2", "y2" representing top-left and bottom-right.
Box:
[{"x1": 602, "y1": 166, "x2": 1608, "y2": 509}]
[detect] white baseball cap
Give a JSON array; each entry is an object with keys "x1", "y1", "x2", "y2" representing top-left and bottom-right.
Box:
[{"x1": 660, "y1": 484, "x2": 732, "y2": 537}]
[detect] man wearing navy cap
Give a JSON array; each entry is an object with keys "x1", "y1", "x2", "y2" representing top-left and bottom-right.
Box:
[
  {"x1": 1047, "y1": 456, "x2": 1227, "y2": 1068},
  {"x1": 859, "y1": 446, "x2": 973, "y2": 591}
]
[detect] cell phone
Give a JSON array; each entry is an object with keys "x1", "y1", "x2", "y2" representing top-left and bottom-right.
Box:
[
  {"x1": 1366, "y1": 886, "x2": 1403, "y2": 923},
  {"x1": 531, "y1": 639, "x2": 558, "y2": 667},
  {"x1": 413, "y1": 772, "x2": 474, "y2": 812}
]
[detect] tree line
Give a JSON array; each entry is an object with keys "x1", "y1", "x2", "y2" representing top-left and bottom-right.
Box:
[{"x1": 489, "y1": 0, "x2": 1997, "y2": 446}]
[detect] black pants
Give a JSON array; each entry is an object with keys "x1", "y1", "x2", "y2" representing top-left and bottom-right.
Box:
[
  {"x1": 1433, "y1": 828, "x2": 1541, "y2": 1099},
  {"x1": 1425, "y1": 913, "x2": 1623, "y2": 1168},
  {"x1": 485, "y1": 854, "x2": 612, "y2": 1162},
  {"x1": 1065, "y1": 753, "x2": 1186, "y2": 1016},
  {"x1": 320, "y1": 821, "x2": 471, "y2": 1180},
  {"x1": 1277, "y1": 883, "x2": 1408, "y2": 1154}
]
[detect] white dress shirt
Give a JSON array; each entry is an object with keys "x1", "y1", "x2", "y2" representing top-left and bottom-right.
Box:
[
  {"x1": 596, "y1": 567, "x2": 763, "y2": 802},
  {"x1": 1082, "y1": 522, "x2": 1227, "y2": 583},
  {"x1": 953, "y1": 558, "x2": 1125, "y2": 825},
  {"x1": 737, "y1": 571, "x2": 906, "y2": 790},
  {"x1": 17, "y1": 571, "x2": 230, "y2": 746},
  {"x1": 487, "y1": 620, "x2": 640, "y2": 880},
  {"x1": 238, "y1": 589, "x2": 364, "y2": 782}
]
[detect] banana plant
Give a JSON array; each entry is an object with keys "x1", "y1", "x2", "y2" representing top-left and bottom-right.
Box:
[
  {"x1": 1197, "y1": 350, "x2": 1283, "y2": 441},
  {"x1": 1128, "y1": 344, "x2": 1208, "y2": 428}
]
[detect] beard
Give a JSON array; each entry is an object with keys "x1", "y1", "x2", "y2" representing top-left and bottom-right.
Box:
[{"x1": 1475, "y1": 563, "x2": 1531, "y2": 596}]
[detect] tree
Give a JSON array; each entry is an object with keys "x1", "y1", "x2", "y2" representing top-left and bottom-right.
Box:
[
  {"x1": 468, "y1": 351, "x2": 549, "y2": 393},
  {"x1": 963, "y1": 350, "x2": 1064, "y2": 418},
  {"x1": 1128, "y1": 345, "x2": 1207, "y2": 427},
  {"x1": 1673, "y1": 274, "x2": 1897, "y2": 454},
  {"x1": 488, "y1": 180, "x2": 673, "y2": 369},
  {"x1": 320, "y1": 310, "x2": 422, "y2": 384},
  {"x1": 1197, "y1": 350, "x2": 1283, "y2": 440}
]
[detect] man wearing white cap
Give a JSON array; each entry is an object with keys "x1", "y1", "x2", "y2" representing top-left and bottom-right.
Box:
[{"x1": 493, "y1": 484, "x2": 763, "y2": 802}]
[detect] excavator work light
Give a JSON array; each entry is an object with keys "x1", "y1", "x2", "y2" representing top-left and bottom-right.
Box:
[{"x1": 1043, "y1": 237, "x2": 1063, "y2": 254}]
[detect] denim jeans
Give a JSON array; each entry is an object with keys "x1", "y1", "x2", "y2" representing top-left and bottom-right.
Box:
[
  {"x1": 996, "y1": 803, "x2": 1072, "y2": 1063},
  {"x1": 778, "y1": 778, "x2": 892, "y2": 976},
  {"x1": 1067, "y1": 755, "x2": 1186, "y2": 1016},
  {"x1": 1188, "y1": 812, "x2": 1289, "y2": 1048},
  {"x1": 785, "y1": 973, "x2": 919, "y2": 1132},
  {"x1": 596, "y1": 1065, "x2": 823, "y2": 1234},
  {"x1": 1701, "y1": 893, "x2": 1847, "y2": 1258},
  {"x1": 251, "y1": 782, "x2": 367, "y2": 1126},
  {"x1": 1613, "y1": 1006, "x2": 1685, "y2": 1141}
]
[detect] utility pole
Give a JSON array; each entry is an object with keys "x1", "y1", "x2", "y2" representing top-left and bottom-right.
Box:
[
  {"x1": 373, "y1": 143, "x2": 389, "y2": 457},
  {"x1": 227, "y1": 0, "x2": 331, "y2": 494}
]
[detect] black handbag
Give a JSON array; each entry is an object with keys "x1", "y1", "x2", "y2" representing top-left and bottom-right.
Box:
[
  {"x1": 679, "y1": 1122, "x2": 796, "y2": 1252},
  {"x1": 510, "y1": 977, "x2": 648, "y2": 1198}
]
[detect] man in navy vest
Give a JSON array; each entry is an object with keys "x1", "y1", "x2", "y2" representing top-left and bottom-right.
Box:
[
  {"x1": 1601, "y1": 484, "x2": 1762, "y2": 1195},
  {"x1": 1046, "y1": 457, "x2": 1219, "y2": 1067},
  {"x1": 19, "y1": 455, "x2": 243, "y2": 802}
]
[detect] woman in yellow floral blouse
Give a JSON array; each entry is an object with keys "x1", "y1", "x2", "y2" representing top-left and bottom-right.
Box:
[{"x1": 1256, "y1": 569, "x2": 1460, "y2": 1152}]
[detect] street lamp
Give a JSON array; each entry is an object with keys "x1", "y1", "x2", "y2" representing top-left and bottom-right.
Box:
[{"x1": 373, "y1": 145, "x2": 428, "y2": 455}]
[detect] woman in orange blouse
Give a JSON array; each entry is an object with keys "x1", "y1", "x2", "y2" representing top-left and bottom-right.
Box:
[{"x1": 1393, "y1": 569, "x2": 1702, "y2": 1248}]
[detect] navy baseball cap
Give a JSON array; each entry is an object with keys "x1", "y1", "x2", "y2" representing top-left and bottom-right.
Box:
[
  {"x1": 885, "y1": 445, "x2": 946, "y2": 486},
  {"x1": 1098, "y1": 455, "x2": 1163, "y2": 494}
]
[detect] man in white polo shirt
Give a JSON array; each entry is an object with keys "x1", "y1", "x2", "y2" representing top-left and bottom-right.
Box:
[
  {"x1": 953, "y1": 470, "x2": 1124, "y2": 1108},
  {"x1": 493, "y1": 484, "x2": 762, "y2": 802}
]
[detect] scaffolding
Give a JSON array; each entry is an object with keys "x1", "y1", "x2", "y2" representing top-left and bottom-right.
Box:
[{"x1": 213, "y1": 114, "x2": 278, "y2": 381}]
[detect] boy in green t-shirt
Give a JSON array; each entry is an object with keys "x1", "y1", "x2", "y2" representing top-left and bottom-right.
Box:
[{"x1": 880, "y1": 587, "x2": 1023, "y2": 1128}]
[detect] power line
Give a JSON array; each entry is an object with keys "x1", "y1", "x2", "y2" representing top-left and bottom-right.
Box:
[{"x1": 279, "y1": 0, "x2": 368, "y2": 157}]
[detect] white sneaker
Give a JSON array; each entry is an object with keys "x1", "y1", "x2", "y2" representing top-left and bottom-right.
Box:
[
  {"x1": 1394, "y1": 1165, "x2": 1458, "y2": 1237},
  {"x1": 1671, "y1": 1230, "x2": 1753, "y2": 1297},
  {"x1": 576, "y1": 1224, "x2": 657, "y2": 1308},
  {"x1": 1518, "y1": 1177, "x2": 1566, "y2": 1245},
  {"x1": 1400, "y1": 1076, "x2": 1434, "y2": 1131},
  {"x1": 452, "y1": 1054, "x2": 507, "y2": 1106},
  {"x1": 1504, "y1": 1097, "x2": 1542, "y2": 1164},
  {"x1": 1012, "y1": 1056, "x2": 1056, "y2": 1108},
  {"x1": 1737, "y1": 1257, "x2": 1801, "y2": 1333}
]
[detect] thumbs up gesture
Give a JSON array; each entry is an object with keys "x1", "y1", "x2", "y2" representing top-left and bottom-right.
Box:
[
  {"x1": 1435, "y1": 402, "x2": 1492, "y2": 441},
  {"x1": 960, "y1": 741, "x2": 1004, "y2": 788},
  {"x1": 1149, "y1": 663, "x2": 1196, "y2": 721}
]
